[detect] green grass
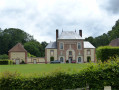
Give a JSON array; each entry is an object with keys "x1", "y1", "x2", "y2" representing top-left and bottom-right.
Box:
[{"x1": 0, "y1": 63, "x2": 88, "y2": 75}]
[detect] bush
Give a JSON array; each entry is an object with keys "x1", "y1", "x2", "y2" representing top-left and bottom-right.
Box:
[
  {"x1": 50, "y1": 56, "x2": 54, "y2": 61},
  {"x1": 20, "y1": 60, "x2": 26, "y2": 64},
  {"x1": 1, "y1": 59, "x2": 119, "y2": 89},
  {"x1": 96, "y1": 46, "x2": 119, "y2": 62},
  {"x1": 0, "y1": 54, "x2": 8, "y2": 59},
  {"x1": 66, "y1": 60, "x2": 69, "y2": 63},
  {"x1": 0, "y1": 60, "x2": 13, "y2": 65}
]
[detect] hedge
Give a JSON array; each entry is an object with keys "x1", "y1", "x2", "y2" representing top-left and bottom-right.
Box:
[
  {"x1": 0, "y1": 60, "x2": 119, "y2": 89},
  {"x1": 96, "y1": 46, "x2": 119, "y2": 62},
  {"x1": 0, "y1": 59, "x2": 13, "y2": 65}
]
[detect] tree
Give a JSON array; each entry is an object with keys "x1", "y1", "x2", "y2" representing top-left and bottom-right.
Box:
[
  {"x1": 24, "y1": 40, "x2": 41, "y2": 57},
  {"x1": 85, "y1": 19, "x2": 119, "y2": 48},
  {"x1": 0, "y1": 28, "x2": 34, "y2": 54}
]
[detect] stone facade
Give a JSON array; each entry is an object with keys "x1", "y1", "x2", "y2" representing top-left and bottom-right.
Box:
[
  {"x1": 9, "y1": 52, "x2": 26, "y2": 63},
  {"x1": 45, "y1": 49, "x2": 57, "y2": 63},
  {"x1": 8, "y1": 43, "x2": 27, "y2": 64}
]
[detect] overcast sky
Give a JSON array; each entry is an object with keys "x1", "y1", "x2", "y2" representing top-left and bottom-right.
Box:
[{"x1": 0, "y1": 0, "x2": 119, "y2": 42}]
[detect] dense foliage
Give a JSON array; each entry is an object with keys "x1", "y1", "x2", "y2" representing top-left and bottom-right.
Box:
[
  {"x1": 85, "y1": 19, "x2": 119, "y2": 47},
  {"x1": 0, "y1": 54, "x2": 8, "y2": 59},
  {"x1": 0, "y1": 60, "x2": 13, "y2": 65},
  {"x1": 0, "y1": 28, "x2": 48, "y2": 57},
  {"x1": 1, "y1": 59, "x2": 119, "y2": 89},
  {"x1": 96, "y1": 46, "x2": 119, "y2": 62}
]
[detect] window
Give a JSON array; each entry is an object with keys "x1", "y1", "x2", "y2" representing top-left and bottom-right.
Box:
[
  {"x1": 78, "y1": 57, "x2": 81, "y2": 62},
  {"x1": 60, "y1": 57, "x2": 64, "y2": 62},
  {"x1": 60, "y1": 43, "x2": 63, "y2": 49},
  {"x1": 87, "y1": 50, "x2": 91, "y2": 55},
  {"x1": 77, "y1": 42, "x2": 81, "y2": 49},
  {"x1": 69, "y1": 51, "x2": 72, "y2": 55},
  {"x1": 50, "y1": 50, "x2": 54, "y2": 56}
]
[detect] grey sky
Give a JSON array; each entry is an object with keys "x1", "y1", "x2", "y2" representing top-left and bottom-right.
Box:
[{"x1": 0, "y1": 0, "x2": 119, "y2": 42}]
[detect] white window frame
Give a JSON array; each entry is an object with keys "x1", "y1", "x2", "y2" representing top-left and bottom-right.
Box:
[
  {"x1": 50, "y1": 50, "x2": 54, "y2": 56},
  {"x1": 87, "y1": 49, "x2": 91, "y2": 55},
  {"x1": 77, "y1": 42, "x2": 82, "y2": 50},
  {"x1": 59, "y1": 42, "x2": 64, "y2": 50}
]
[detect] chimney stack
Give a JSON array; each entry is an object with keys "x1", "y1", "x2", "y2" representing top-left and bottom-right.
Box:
[
  {"x1": 56, "y1": 29, "x2": 58, "y2": 48},
  {"x1": 79, "y1": 30, "x2": 82, "y2": 37},
  {"x1": 56, "y1": 29, "x2": 58, "y2": 40}
]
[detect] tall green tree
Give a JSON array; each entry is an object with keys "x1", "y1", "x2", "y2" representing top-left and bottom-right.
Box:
[
  {"x1": 85, "y1": 19, "x2": 119, "y2": 48},
  {"x1": 0, "y1": 28, "x2": 33, "y2": 54}
]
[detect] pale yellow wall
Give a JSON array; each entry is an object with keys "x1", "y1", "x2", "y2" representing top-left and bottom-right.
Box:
[
  {"x1": 27, "y1": 57, "x2": 32, "y2": 63},
  {"x1": 10, "y1": 52, "x2": 25, "y2": 62},
  {"x1": 46, "y1": 49, "x2": 57, "y2": 62},
  {"x1": 84, "y1": 49, "x2": 95, "y2": 62},
  {"x1": 39, "y1": 58, "x2": 45, "y2": 62},
  {"x1": 27, "y1": 57, "x2": 45, "y2": 63}
]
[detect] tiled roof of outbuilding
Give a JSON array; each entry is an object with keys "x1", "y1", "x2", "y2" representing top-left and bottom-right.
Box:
[
  {"x1": 109, "y1": 38, "x2": 119, "y2": 46},
  {"x1": 58, "y1": 31, "x2": 84, "y2": 39},
  {"x1": 8, "y1": 43, "x2": 27, "y2": 52}
]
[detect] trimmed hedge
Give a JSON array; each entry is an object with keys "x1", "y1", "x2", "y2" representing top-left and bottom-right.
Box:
[
  {"x1": 96, "y1": 46, "x2": 119, "y2": 62},
  {"x1": 0, "y1": 59, "x2": 13, "y2": 65},
  {"x1": 0, "y1": 60, "x2": 119, "y2": 89}
]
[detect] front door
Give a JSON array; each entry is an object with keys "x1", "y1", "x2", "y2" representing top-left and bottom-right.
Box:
[
  {"x1": 33, "y1": 60, "x2": 37, "y2": 64},
  {"x1": 69, "y1": 57, "x2": 72, "y2": 63},
  {"x1": 16, "y1": 60, "x2": 20, "y2": 65}
]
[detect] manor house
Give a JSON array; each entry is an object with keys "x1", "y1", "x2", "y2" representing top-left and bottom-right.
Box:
[{"x1": 45, "y1": 29, "x2": 96, "y2": 63}]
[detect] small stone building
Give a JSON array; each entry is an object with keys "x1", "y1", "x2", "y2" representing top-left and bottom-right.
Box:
[
  {"x1": 8, "y1": 43, "x2": 27, "y2": 64},
  {"x1": 45, "y1": 29, "x2": 96, "y2": 63}
]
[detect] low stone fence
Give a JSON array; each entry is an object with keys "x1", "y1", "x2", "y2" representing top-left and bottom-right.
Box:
[{"x1": 27, "y1": 57, "x2": 45, "y2": 64}]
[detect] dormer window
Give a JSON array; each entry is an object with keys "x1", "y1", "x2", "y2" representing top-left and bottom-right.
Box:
[
  {"x1": 77, "y1": 42, "x2": 81, "y2": 49},
  {"x1": 60, "y1": 43, "x2": 63, "y2": 50}
]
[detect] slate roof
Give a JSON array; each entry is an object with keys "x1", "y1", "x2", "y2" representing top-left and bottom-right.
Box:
[
  {"x1": 109, "y1": 38, "x2": 119, "y2": 46},
  {"x1": 46, "y1": 41, "x2": 95, "y2": 49},
  {"x1": 58, "y1": 31, "x2": 84, "y2": 39},
  {"x1": 84, "y1": 41, "x2": 95, "y2": 48},
  {"x1": 45, "y1": 42, "x2": 57, "y2": 49},
  {"x1": 8, "y1": 43, "x2": 27, "y2": 52}
]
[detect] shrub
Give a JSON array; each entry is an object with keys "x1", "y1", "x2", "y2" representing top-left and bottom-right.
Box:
[
  {"x1": 50, "y1": 56, "x2": 54, "y2": 61},
  {"x1": 1, "y1": 59, "x2": 119, "y2": 89},
  {"x1": 66, "y1": 60, "x2": 69, "y2": 63},
  {"x1": 0, "y1": 60, "x2": 13, "y2": 65},
  {"x1": 96, "y1": 46, "x2": 119, "y2": 62},
  {"x1": 87, "y1": 56, "x2": 91, "y2": 62},
  {"x1": 0, "y1": 54, "x2": 8, "y2": 59},
  {"x1": 20, "y1": 60, "x2": 26, "y2": 64}
]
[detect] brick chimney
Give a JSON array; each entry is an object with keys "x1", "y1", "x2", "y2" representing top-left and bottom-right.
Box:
[
  {"x1": 56, "y1": 29, "x2": 58, "y2": 40},
  {"x1": 79, "y1": 30, "x2": 82, "y2": 37}
]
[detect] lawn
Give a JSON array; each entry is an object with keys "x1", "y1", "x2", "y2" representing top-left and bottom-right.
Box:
[{"x1": 0, "y1": 63, "x2": 88, "y2": 75}]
